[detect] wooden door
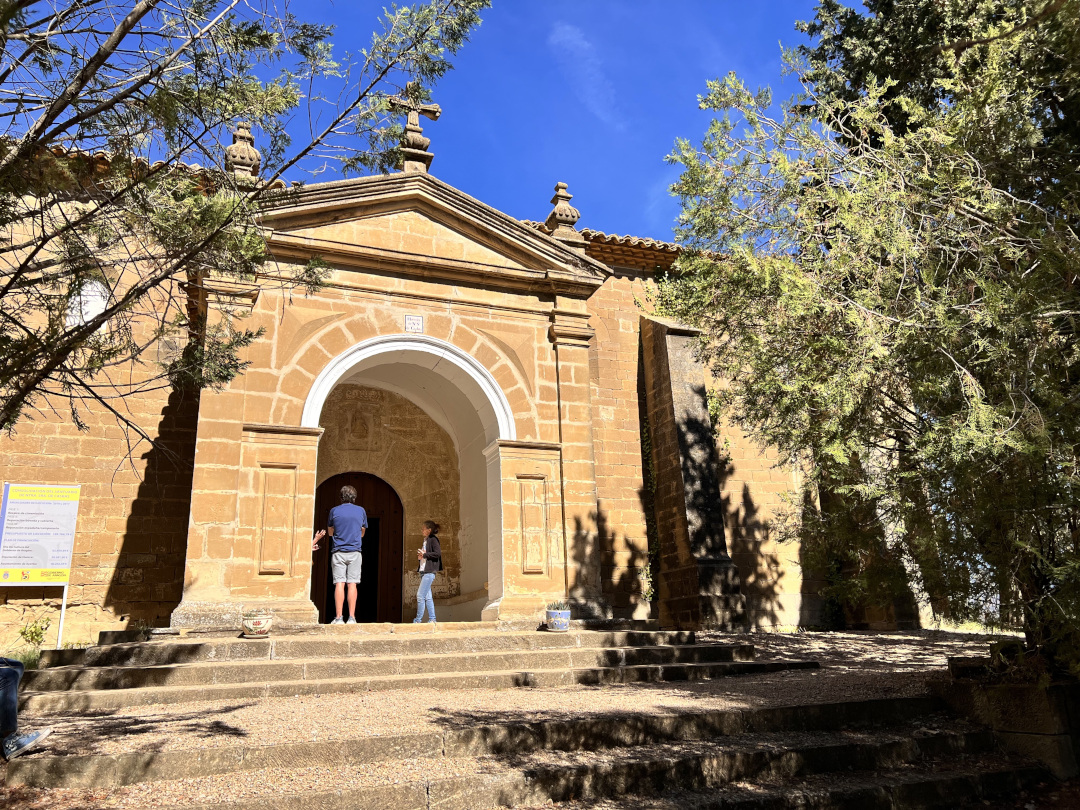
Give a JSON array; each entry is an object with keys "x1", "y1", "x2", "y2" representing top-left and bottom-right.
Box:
[{"x1": 311, "y1": 472, "x2": 404, "y2": 623}]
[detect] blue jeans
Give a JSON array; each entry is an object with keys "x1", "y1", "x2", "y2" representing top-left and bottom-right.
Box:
[
  {"x1": 414, "y1": 573, "x2": 436, "y2": 622},
  {"x1": 1, "y1": 657, "x2": 24, "y2": 738}
]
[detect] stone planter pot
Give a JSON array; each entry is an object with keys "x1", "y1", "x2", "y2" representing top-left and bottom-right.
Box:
[
  {"x1": 241, "y1": 611, "x2": 273, "y2": 639},
  {"x1": 545, "y1": 609, "x2": 570, "y2": 632}
]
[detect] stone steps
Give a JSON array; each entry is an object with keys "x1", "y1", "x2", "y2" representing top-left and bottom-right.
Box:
[
  {"x1": 439, "y1": 732, "x2": 1008, "y2": 809},
  {"x1": 2, "y1": 697, "x2": 969, "y2": 790},
  {"x1": 22, "y1": 643, "x2": 755, "y2": 692},
  {"x1": 512, "y1": 763, "x2": 1045, "y2": 810},
  {"x1": 87, "y1": 619, "x2": 664, "y2": 649},
  {"x1": 38, "y1": 629, "x2": 700, "y2": 669},
  {"x1": 19, "y1": 659, "x2": 818, "y2": 713},
  {"x1": 21, "y1": 628, "x2": 805, "y2": 712},
  {"x1": 8, "y1": 697, "x2": 1045, "y2": 809},
  {"x1": 123, "y1": 762, "x2": 1042, "y2": 810}
]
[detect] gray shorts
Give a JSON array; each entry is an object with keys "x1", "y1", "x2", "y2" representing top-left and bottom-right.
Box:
[{"x1": 331, "y1": 551, "x2": 362, "y2": 584}]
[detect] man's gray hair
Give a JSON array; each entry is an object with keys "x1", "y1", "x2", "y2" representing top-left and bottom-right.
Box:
[{"x1": 340, "y1": 485, "x2": 357, "y2": 504}]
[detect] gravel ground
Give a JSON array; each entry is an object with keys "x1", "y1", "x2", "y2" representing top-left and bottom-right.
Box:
[{"x1": 0, "y1": 629, "x2": 1020, "y2": 809}]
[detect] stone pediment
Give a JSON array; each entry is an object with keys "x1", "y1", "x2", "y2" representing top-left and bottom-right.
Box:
[{"x1": 259, "y1": 173, "x2": 608, "y2": 296}]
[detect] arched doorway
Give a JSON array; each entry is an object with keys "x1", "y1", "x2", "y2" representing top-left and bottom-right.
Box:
[
  {"x1": 302, "y1": 334, "x2": 519, "y2": 621},
  {"x1": 311, "y1": 472, "x2": 404, "y2": 623}
]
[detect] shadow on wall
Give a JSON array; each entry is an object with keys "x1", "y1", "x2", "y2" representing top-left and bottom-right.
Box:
[
  {"x1": 565, "y1": 330, "x2": 789, "y2": 626},
  {"x1": 105, "y1": 387, "x2": 200, "y2": 630},
  {"x1": 795, "y1": 484, "x2": 922, "y2": 631},
  {"x1": 675, "y1": 388, "x2": 782, "y2": 628},
  {"x1": 719, "y1": 477, "x2": 784, "y2": 631},
  {"x1": 570, "y1": 508, "x2": 652, "y2": 621}
]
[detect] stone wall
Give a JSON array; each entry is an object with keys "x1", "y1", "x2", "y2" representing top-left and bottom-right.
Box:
[
  {"x1": 712, "y1": 410, "x2": 821, "y2": 628},
  {"x1": 0, "y1": 374, "x2": 197, "y2": 649},
  {"x1": 586, "y1": 268, "x2": 815, "y2": 629},
  {"x1": 586, "y1": 272, "x2": 653, "y2": 618},
  {"x1": 316, "y1": 385, "x2": 468, "y2": 616}
]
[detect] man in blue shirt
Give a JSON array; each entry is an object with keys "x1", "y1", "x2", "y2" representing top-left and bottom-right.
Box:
[{"x1": 317, "y1": 485, "x2": 368, "y2": 624}]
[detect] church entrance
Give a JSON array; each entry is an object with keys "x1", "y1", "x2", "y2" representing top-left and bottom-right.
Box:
[{"x1": 311, "y1": 472, "x2": 404, "y2": 623}]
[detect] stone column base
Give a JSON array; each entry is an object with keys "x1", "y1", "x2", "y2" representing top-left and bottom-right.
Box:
[
  {"x1": 170, "y1": 599, "x2": 319, "y2": 630},
  {"x1": 480, "y1": 598, "x2": 502, "y2": 622},
  {"x1": 567, "y1": 596, "x2": 611, "y2": 621},
  {"x1": 481, "y1": 593, "x2": 612, "y2": 623}
]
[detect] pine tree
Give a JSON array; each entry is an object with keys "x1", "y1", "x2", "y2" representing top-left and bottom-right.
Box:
[
  {"x1": 660, "y1": 0, "x2": 1080, "y2": 673},
  {"x1": 0, "y1": 0, "x2": 487, "y2": 433}
]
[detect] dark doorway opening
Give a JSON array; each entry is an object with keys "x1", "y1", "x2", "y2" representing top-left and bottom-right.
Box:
[{"x1": 311, "y1": 472, "x2": 404, "y2": 623}]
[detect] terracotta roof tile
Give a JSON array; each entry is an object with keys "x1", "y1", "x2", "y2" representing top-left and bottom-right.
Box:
[{"x1": 520, "y1": 220, "x2": 679, "y2": 254}]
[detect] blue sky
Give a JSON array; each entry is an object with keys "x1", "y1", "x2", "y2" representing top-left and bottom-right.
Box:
[{"x1": 293, "y1": 1, "x2": 822, "y2": 241}]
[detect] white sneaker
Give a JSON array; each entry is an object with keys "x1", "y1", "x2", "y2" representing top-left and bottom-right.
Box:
[
  {"x1": 345, "y1": 617, "x2": 357, "y2": 625},
  {"x1": 330, "y1": 616, "x2": 344, "y2": 625}
]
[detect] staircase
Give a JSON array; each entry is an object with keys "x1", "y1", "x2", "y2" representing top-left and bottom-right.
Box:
[
  {"x1": 7, "y1": 624, "x2": 1047, "y2": 809},
  {"x1": 19, "y1": 624, "x2": 812, "y2": 713}
]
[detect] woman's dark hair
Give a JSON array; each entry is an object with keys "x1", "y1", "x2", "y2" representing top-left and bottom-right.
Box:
[
  {"x1": 423, "y1": 520, "x2": 440, "y2": 535},
  {"x1": 340, "y1": 485, "x2": 357, "y2": 504}
]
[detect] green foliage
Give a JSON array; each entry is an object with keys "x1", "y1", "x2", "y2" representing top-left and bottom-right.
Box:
[
  {"x1": 296, "y1": 256, "x2": 333, "y2": 295},
  {"x1": 660, "y1": 1, "x2": 1080, "y2": 673},
  {"x1": 167, "y1": 320, "x2": 264, "y2": 392},
  {"x1": 546, "y1": 600, "x2": 571, "y2": 612},
  {"x1": 4, "y1": 648, "x2": 40, "y2": 671},
  {"x1": 0, "y1": 0, "x2": 489, "y2": 435},
  {"x1": 638, "y1": 556, "x2": 655, "y2": 602},
  {"x1": 18, "y1": 616, "x2": 51, "y2": 648}
]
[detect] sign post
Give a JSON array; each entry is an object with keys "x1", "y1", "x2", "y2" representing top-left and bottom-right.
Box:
[{"x1": 0, "y1": 483, "x2": 81, "y2": 648}]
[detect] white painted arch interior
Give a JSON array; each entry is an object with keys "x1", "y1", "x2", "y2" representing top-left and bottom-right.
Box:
[
  {"x1": 301, "y1": 333, "x2": 517, "y2": 442},
  {"x1": 302, "y1": 333, "x2": 514, "y2": 620}
]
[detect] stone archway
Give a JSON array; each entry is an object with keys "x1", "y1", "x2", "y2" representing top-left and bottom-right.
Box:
[
  {"x1": 316, "y1": 386, "x2": 464, "y2": 619},
  {"x1": 303, "y1": 334, "x2": 515, "y2": 621},
  {"x1": 301, "y1": 334, "x2": 517, "y2": 441}
]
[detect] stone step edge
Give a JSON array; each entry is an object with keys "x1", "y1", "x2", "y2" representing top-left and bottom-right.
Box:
[
  {"x1": 28, "y1": 643, "x2": 756, "y2": 685},
  {"x1": 88, "y1": 738, "x2": 1035, "y2": 810},
  {"x1": 19, "y1": 659, "x2": 821, "y2": 713},
  {"x1": 5, "y1": 695, "x2": 959, "y2": 789},
  {"x1": 95, "y1": 619, "x2": 664, "y2": 646},
  {"x1": 484, "y1": 761, "x2": 1046, "y2": 810},
  {"x1": 41, "y1": 630, "x2": 701, "y2": 670}
]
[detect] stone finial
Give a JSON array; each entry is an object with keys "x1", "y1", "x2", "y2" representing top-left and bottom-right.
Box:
[
  {"x1": 544, "y1": 182, "x2": 587, "y2": 252},
  {"x1": 225, "y1": 122, "x2": 261, "y2": 181},
  {"x1": 388, "y1": 81, "x2": 442, "y2": 174}
]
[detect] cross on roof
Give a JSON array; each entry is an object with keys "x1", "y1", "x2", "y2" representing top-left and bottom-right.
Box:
[
  {"x1": 389, "y1": 81, "x2": 442, "y2": 127},
  {"x1": 388, "y1": 82, "x2": 441, "y2": 174}
]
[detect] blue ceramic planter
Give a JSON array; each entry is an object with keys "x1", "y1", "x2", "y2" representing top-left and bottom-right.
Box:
[{"x1": 545, "y1": 609, "x2": 570, "y2": 632}]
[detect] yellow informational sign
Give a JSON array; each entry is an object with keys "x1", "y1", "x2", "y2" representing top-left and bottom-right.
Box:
[{"x1": 0, "y1": 483, "x2": 80, "y2": 587}]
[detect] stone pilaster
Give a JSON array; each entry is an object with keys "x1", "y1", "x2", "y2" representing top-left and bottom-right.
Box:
[
  {"x1": 171, "y1": 422, "x2": 322, "y2": 628},
  {"x1": 550, "y1": 306, "x2": 607, "y2": 618},
  {"x1": 640, "y1": 316, "x2": 746, "y2": 630},
  {"x1": 482, "y1": 440, "x2": 567, "y2": 619},
  {"x1": 172, "y1": 279, "x2": 321, "y2": 628}
]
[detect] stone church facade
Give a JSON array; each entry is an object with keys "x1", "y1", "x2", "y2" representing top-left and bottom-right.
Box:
[{"x1": 0, "y1": 122, "x2": 820, "y2": 646}]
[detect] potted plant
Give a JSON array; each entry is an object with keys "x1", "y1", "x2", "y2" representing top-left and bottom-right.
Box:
[
  {"x1": 241, "y1": 608, "x2": 273, "y2": 639},
  {"x1": 545, "y1": 599, "x2": 571, "y2": 632}
]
